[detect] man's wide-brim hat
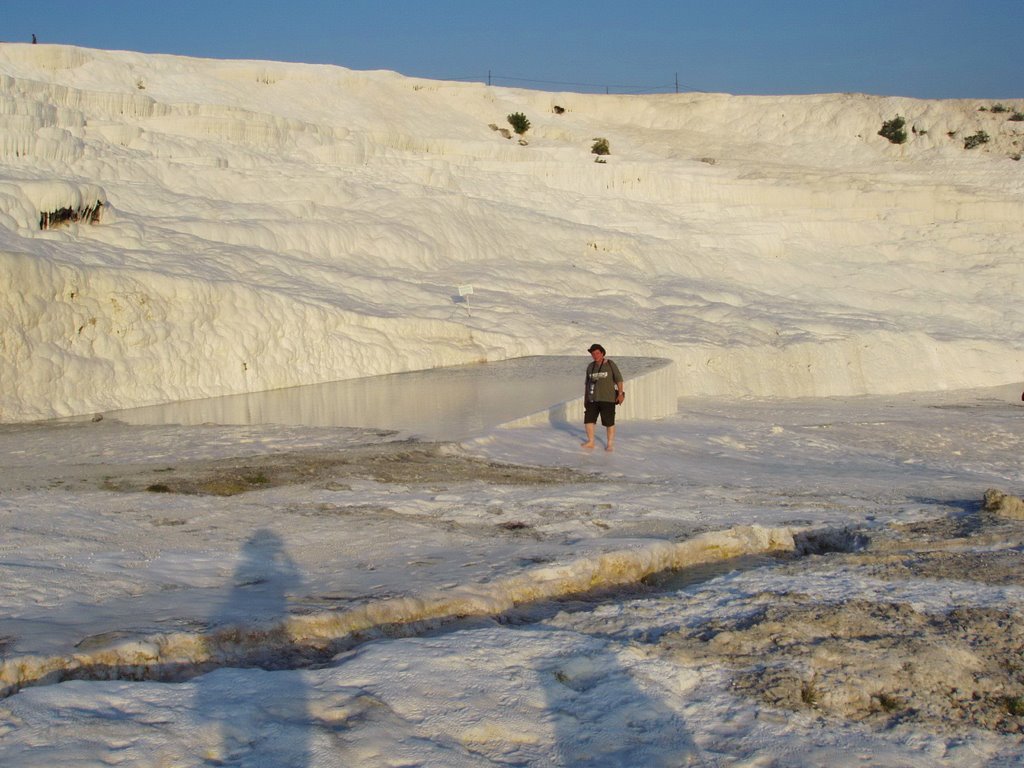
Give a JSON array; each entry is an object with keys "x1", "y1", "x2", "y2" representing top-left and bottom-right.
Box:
[{"x1": 588, "y1": 343, "x2": 605, "y2": 354}]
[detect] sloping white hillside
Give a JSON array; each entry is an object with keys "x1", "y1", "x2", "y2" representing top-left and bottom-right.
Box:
[{"x1": 1, "y1": 43, "x2": 1021, "y2": 421}]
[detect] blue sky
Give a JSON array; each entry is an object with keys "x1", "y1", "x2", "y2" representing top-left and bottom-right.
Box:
[{"x1": 5, "y1": 0, "x2": 1020, "y2": 98}]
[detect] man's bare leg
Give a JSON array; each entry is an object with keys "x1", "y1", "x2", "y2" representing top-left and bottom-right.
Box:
[
  {"x1": 581, "y1": 422, "x2": 596, "y2": 449},
  {"x1": 605, "y1": 425, "x2": 616, "y2": 452}
]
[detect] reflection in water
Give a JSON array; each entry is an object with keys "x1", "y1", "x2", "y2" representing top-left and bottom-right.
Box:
[{"x1": 105, "y1": 356, "x2": 670, "y2": 440}]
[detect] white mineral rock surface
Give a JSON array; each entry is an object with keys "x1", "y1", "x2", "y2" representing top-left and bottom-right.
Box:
[
  {"x1": 2, "y1": 43, "x2": 1023, "y2": 767},
  {"x1": 2, "y1": 43, "x2": 1022, "y2": 421}
]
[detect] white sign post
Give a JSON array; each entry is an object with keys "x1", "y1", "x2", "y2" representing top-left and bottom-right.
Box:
[{"x1": 457, "y1": 284, "x2": 474, "y2": 317}]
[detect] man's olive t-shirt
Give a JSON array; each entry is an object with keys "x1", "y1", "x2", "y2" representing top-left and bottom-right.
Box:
[{"x1": 585, "y1": 359, "x2": 623, "y2": 402}]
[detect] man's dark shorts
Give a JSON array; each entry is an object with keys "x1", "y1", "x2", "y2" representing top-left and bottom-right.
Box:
[{"x1": 584, "y1": 401, "x2": 616, "y2": 427}]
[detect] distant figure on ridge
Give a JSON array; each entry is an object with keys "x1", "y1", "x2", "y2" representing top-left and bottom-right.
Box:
[
  {"x1": 581, "y1": 343, "x2": 624, "y2": 452},
  {"x1": 32, "y1": 34, "x2": 37, "y2": 44}
]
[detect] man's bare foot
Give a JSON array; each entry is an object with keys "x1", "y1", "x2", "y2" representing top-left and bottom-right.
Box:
[
  {"x1": 605, "y1": 445, "x2": 614, "y2": 452},
  {"x1": 581, "y1": 441, "x2": 595, "y2": 450}
]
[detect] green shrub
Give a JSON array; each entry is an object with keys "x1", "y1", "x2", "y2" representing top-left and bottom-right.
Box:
[
  {"x1": 591, "y1": 137, "x2": 610, "y2": 156},
  {"x1": 1009, "y1": 111, "x2": 1024, "y2": 122},
  {"x1": 964, "y1": 130, "x2": 990, "y2": 149},
  {"x1": 878, "y1": 115, "x2": 907, "y2": 145},
  {"x1": 991, "y1": 103, "x2": 1010, "y2": 113},
  {"x1": 507, "y1": 112, "x2": 531, "y2": 135}
]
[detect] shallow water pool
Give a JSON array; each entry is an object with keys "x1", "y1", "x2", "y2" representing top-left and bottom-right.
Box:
[{"x1": 103, "y1": 356, "x2": 672, "y2": 440}]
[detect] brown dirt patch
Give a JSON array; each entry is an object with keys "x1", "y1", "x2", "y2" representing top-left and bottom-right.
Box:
[
  {"x1": 659, "y1": 514, "x2": 1024, "y2": 734},
  {"x1": 99, "y1": 442, "x2": 591, "y2": 496}
]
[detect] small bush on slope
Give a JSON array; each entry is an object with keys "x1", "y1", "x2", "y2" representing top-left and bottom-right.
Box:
[
  {"x1": 964, "y1": 130, "x2": 990, "y2": 150},
  {"x1": 507, "y1": 112, "x2": 530, "y2": 135},
  {"x1": 878, "y1": 116, "x2": 907, "y2": 145}
]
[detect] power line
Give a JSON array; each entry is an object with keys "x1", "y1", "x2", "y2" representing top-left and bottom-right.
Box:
[{"x1": 438, "y1": 71, "x2": 704, "y2": 95}]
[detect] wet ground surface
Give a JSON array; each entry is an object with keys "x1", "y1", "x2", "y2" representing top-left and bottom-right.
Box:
[{"x1": 3, "y1": 386, "x2": 1024, "y2": 741}]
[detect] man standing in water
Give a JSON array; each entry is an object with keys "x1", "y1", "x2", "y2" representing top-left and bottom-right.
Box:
[{"x1": 582, "y1": 343, "x2": 624, "y2": 451}]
